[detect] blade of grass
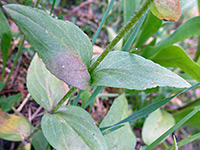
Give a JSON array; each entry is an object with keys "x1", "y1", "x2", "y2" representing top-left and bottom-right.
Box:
[
  {"x1": 121, "y1": 9, "x2": 149, "y2": 51},
  {"x1": 145, "y1": 105, "x2": 200, "y2": 150},
  {"x1": 83, "y1": 86, "x2": 105, "y2": 109},
  {"x1": 34, "y1": 0, "x2": 41, "y2": 8},
  {"x1": 172, "y1": 135, "x2": 178, "y2": 150},
  {"x1": 100, "y1": 82, "x2": 200, "y2": 133},
  {"x1": 0, "y1": 10, "x2": 12, "y2": 81},
  {"x1": 168, "y1": 132, "x2": 200, "y2": 150},
  {"x1": 92, "y1": 0, "x2": 115, "y2": 45},
  {"x1": 50, "y1": 0, "x2": 56, "y2": 15},
  {"x1": 73, "y1": 90, "x2": 82, "y2": 106},
  {"x1": 194, "y1": 0, "x2": 200, "y2": 61}
]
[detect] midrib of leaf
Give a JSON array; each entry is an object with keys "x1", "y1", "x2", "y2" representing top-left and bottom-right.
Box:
[{"x1": 57, "y1": 115, "x2": 99, "y2": 149}]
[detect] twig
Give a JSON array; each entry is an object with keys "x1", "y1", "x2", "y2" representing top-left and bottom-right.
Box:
[
  {"x1": 17, "y1": 93, "x2": 30, "y2": 112},
  {"x1": 30, "y1": 106, "x2": 43, "y2": 121}
]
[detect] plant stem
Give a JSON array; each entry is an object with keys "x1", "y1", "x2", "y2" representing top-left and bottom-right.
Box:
[
  {"x1": 50, "y1": 0, "x2": 56, "y2": 15},
  {"x1": 52, "y1": 0, "x2": 153, "y2": 113},
  {"x1": 88, "y1": 0, "x2": 154, "y2": 73},
  {"x1": 52, "y1": 87, "x2": 77, "y2": 113},
  {"x1": 27, "y1": 124, "x2": 41, "y2": 140},
  {"x1": 1, "y1": 35, "x2": 25, "y2": 90}
]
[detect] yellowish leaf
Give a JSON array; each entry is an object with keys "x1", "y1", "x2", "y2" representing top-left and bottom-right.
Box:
[
  {"x1": 150, "y1": 0, "x2": 181, "y2": 21},
  {"x1": 0, "y1": 110, "x2": 31, "y2": 141}
]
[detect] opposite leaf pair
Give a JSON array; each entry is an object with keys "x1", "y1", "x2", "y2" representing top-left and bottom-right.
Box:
[{"x1": 4, "y1": 4, "x2": 190, "y2": 92}]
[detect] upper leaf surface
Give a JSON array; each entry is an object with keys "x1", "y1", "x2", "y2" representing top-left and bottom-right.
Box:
[
  {"x1": 91, "y1": 51, "x2": 190, "y2": 90},
  {"x1": 27, "y1": 54, "x2": 69, "y2": 111},
  {"x1": 41, "y1": 106, "x2": 108, "y2": 150},
  {"x1": 100, "y1": 94, "x2": 136, "y2": 150},
  {"x1": 142, "y1": 16, "x2": 200, "y2": 59},
  {"x1": 4, "y1": 4, "x2": 93, "y2": 90},
  {"x1": 152, "y1": 45, "x2": 200, "y2": 81},
  {"x1": 142, "y1": 109, "x2": 175, "y2": 145}
]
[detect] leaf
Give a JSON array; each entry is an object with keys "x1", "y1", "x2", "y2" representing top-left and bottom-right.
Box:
[
  {"x1": 100, "y1": 82, "x2": 200, "y2": 134},
  {"x1": 0, "y1": 10, "x2": 12, "y2": 78},
  {"x1": 150, "y1": 0, "x2": 181, "y2": 21},
  {"x1": 41, "y1": 106, "x2": 108, "y2": 150},
  {"x1": 142, "y1": 109, "x2": 175, "y2": 145},
  {"x1": 123, "y1": 0, "x2": 140, "y2": 24},
  {"x1": 91, "y1": 51, "x2": 190, "y2": 90},
  {"x1": 0, "y1": 82, "x2": 5, "y2": 92},
  {"x1": 4, "y1": 4, "x2": 93, "y2": 90},
  {"x1": 135, "y1": 11, "x2": 162, "y2": 48},
  {"x1": 27, "y1": 54, "x2": 69, "y2": 111},
  {"x1": 174, "y1": 108, "x2": 200, "y2": 129},
  {"x1": 0, "y1": 110, "x2": 31, "y2": 141},
  {"x1": 0, "y1": 94, "x2": 22, "y2": 112},
  {"x1": 107, "y1": 26, "x2": 123, "y2": 51},
  {"x1": 100, "y1": 94, "x2": 136, "y2": 150},
  {"x1": 142, "y1": 16, "x2": 200, "y2": 59},
  {"x1": 121, "y1": 10, "x2": 148, "y2": 52},
  {"x1": 152, "y1": 45, "x2": 200, "y2": 81},
  {"x1": 32, "y1": 130, "x2": 50, "y2": 150},
  {"x1": 145, "y1": 105, "x2": 200, "y2": 150}
]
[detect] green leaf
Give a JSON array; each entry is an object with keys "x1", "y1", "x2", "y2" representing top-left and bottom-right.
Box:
[
  {"x1": 145, "y1": 105, "x2": 200, "y2": 150},
  {"x1": 100, "y1": 94, "x2": 136, "y2": 150},
  {"x1": 100, "y1": 82, "x2": 200, "y2": 133},
  {"x1": 174, "y1": 108, "x2": 200, "y2": 129},
  {"x1": 135, "y1": 11, "x2": 162, "y2": 48},
  {"x1": 107, "y1": 26, "x2": 123, "y2": 51},
  {"x1": 0, "y1": 82, "x2": 5, "y2": 92},
  {"x1": 0, "y1": 111, "x2": 31, "y2": 141},
  {"x1": 142, "y1": 109, "x2": 175, "y2": 145},
  {"x1": 27, "y1": 54, "x2": 69, "y2": 111},
  {"x1": 4, "y1": 4, "x2": 92, "y2": 90},
  {"x1": 0, "y1": 10, "x2": 12, "y2": 79},
  {"x1": 152, "y1": 45, "x2": 200, "y2": 81},
  {"x1": 123, "y1": 0, "x2": 140, "y2": 24},
  {"x1": 0, "y1": 94, "x2": 22, "y2": 112},
  {"x1": 142, "y1": 16, "x2": 200, "y2": 59},
  {"x1": 41, "y1": 106, "x2": 108, "y2": 150},
  {"x1": 91, "y1": 51, "x2": 190, "y2": 90},
  {"x1": 32, "y1": 130, "x2": 50, "y2": 150},
  {"x1": 121, "y1": 9, "x2": 148, "y2": 52}
]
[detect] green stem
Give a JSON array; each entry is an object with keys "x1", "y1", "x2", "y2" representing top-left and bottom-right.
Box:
[
  {"x1": 1, "y1": 35, "x2": 25, "y2": 90},
  {"x1": 34, "y1": 0, "x2": 41, "y2": 8},
  {"x1": 52, "y1": 87, "x2": 77, "y2": 113},
  {"x1": 50, "y1": 0, "x2": 56, "y2": 15},
  {"x1": 88, "y1": 0, "x2": 154, "y2": 73}
]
